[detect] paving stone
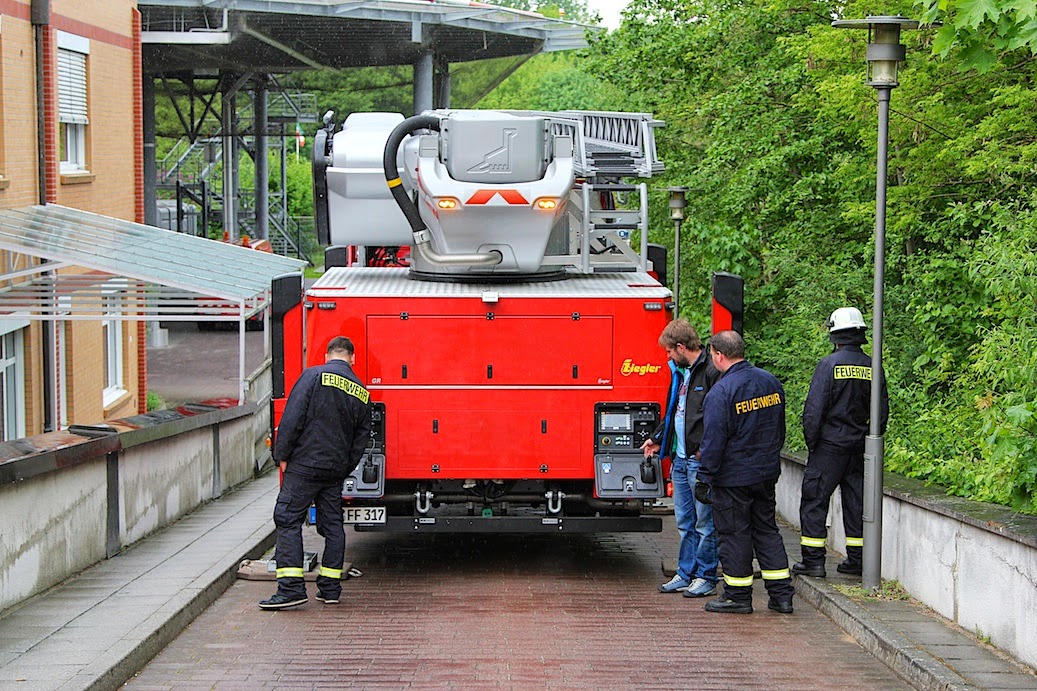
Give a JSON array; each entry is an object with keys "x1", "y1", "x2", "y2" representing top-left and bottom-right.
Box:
[
  {"x1": 0, "y1": 626, "x2": 60, "y2": 653},
  {"x1": 125, "y1": 525, "x2": 909, "y2": 690},
  {"x1": 903, "y1": 628, "x2": 978, "y2": 646},
  {"x1": 966, "y1": 671, "x2": 1037, "y2": 689},
  {"x1": 948, "y1": 654, "x2": 1032, "y2": 674},
  {"x1": 0, "y1": 680, "x2": 63, "y2": 691}
]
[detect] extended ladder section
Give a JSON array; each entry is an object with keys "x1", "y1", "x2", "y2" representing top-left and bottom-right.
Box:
[
  {"x1": 506, "y1": 110, "x2": 664, "y2": 178},
  {"x1": 509, "y1": 111, "x2": 664, "y2": 275}
]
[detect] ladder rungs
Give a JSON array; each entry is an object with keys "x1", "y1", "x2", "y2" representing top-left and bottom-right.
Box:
[
  {"x1": 584, "y1": 184, "x2": 638, "y2": 192},
  {"x1": 589, "y1": 208, "x2": 640, "y2": 218},
  {"x1": 590, "y1": 223, "x2": 640, "y2": 231}
]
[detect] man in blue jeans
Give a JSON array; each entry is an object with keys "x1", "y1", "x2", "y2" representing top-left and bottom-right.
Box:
[{"x1": 642, "y1": 319, "x2": 720, "y2": 598}]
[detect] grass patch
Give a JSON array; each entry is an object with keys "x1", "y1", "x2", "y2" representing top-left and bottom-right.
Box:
[
  {"x1": 146, "y1": 390, "x2": 166, "y2": 412},
  {"x1": 833, "y1": 579, "x2": 911, "y2": 602}
]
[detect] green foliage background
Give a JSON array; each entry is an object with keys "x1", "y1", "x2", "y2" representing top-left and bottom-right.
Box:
[{"x1": 576, "y1": 0, "x2": 1037, "y2": 514}]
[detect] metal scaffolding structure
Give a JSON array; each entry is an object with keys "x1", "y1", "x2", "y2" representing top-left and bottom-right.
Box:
[{"x1": 138, "y1": 0, "x2": 594, "y2": 254}]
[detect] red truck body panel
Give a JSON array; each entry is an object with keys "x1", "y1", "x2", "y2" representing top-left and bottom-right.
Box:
[{"x1": 281, "y1": 268, "x2": 671, "y2": 486}]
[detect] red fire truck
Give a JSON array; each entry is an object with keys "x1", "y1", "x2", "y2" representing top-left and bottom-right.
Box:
[{"x1": 272, "y1": 109, "x2": 738, "y2": 532}]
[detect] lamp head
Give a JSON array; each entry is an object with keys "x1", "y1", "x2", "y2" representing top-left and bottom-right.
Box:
[
  {"x1": 667, "y1": 186, "x2": 688, "y2": 221},
  {"x1": 832, "y1": 16, "x2": 919, "y2": 87}
]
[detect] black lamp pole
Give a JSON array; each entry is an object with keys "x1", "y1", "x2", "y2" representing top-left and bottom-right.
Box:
[{"x1": 831, "y1": 15, "x2": 917, "y2": 591}]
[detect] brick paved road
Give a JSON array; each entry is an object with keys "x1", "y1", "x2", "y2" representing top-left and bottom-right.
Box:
[{"x1": 124, "y1": 522, "x2": 908, "y2": 690}]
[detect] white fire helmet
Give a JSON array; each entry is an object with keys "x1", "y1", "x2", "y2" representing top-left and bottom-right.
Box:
[{"x1": 827, "y1": 307, "x2": 866, "y2": 333}]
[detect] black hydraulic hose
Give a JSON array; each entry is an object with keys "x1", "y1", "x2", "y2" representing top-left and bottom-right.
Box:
[{"x1": 382, "y1": 115, "x2": 440, "y2": 234}]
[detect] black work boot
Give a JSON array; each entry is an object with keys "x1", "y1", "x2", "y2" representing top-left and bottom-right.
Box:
[
  {"x1": 768, "y1": 597, "x2": 794, "y2": 614},
  {"x1": 259, "y1": 592, "x2": 308, "y2": 610},
  {"x1": 792, "y1": 561, "x2": 826, "y2": 578},
  {"x1": 315, "y1": 591, "x2": 340, "y2": 604},
  {"x1": 836, "y1": 560, "x2": 862, "y2": 575},
  {"x1": 704, "y1": 595, "x2": 753, "y2": 614}
]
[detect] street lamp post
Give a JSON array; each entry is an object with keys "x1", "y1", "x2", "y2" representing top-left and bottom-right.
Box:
[
  {"x1": 832, "y1": 16, "x2": 917, "y2": 591},
  {"x1": 668, "y1": 187, "x2": 688, "y2": 315}
]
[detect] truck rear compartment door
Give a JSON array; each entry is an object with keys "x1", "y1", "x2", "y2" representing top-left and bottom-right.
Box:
[{"x1": 367, "y1": 315, "x2": 613, "y2": 386}]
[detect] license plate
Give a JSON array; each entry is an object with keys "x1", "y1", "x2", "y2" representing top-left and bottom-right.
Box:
[{"x1": 343, "y1": 506, "x2": 386, "y2": 524}]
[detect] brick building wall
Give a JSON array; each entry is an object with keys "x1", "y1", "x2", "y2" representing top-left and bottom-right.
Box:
[
  {"x1": 0, "y1": 2, "x2": 39, "y2": 207},
  {"x1": 0, "y1": 0, "x2": 142, "y2": 435}
]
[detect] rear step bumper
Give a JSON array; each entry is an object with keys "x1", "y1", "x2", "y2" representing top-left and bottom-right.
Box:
[{"x1": 356, "y1": 515, "x2": 662, "y2": 533}]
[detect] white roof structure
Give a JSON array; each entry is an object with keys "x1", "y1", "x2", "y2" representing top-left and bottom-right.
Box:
[
  {"x1": 0, "y1": 205, "x2": 306, "y2": 402},
  {"x1": 0, "y1": 205, "x2": 304, "y2": 321},
  {"x1": 139, "y1": 0, "x2": 595, "y2": 73}
]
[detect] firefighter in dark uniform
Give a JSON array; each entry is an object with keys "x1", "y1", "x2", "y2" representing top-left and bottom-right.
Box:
[
  {"x1": 793, "y1": 307, "x2": 889, "y2": 578},
  {"x1": 260, "y1": 336, "x2": 372, "y2": 610},
  {"x1": 695, "y1": 330, "x2": 794, "y2": 614}
]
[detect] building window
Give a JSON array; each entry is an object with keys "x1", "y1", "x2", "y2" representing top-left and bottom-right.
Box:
[
  {"x1": 57, "y1": 33, "x2": 90, "y2": 174},
  {"x1": 102, "y1": 284, "x2": 126, "y2": 408},
  {"x1": 0, "y1": 320, "x2": 28, "y2": 441},
  {"x1": 102, "y1": 318, "x2": 125, "y2": 408}
]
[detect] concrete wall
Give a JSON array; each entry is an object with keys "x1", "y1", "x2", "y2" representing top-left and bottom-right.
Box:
[
  {"x1": 0, "y1": 462, "x2": 108, "y2": 606},
  {"x1": 220, "y1": 415, "x2": 258, "y2": 490},
  {"x1": 0, "y1": 403, "x2": 270, "y2": 615},
  {"x1": 120, "y1": 429, "x2": 216, "y2": 546},
  {"x1": 778, "y1": 454, "x2": 1037, "y2": 670}
]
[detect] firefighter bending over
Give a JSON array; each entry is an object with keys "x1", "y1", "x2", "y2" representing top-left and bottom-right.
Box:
[
  {"x1": 793, "y1": 307, "x2": 889, "y2": 579},
  {"x1": 695, "y1": 330, "x2": 795, "y2": 614},
  {"x1": 260, "y1": 336, "x2": 373, "y2": 610}
]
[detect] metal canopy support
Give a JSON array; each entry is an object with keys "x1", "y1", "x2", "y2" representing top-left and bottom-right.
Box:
[
  {"x1": 239, "y1": 304, "x2": 247, "y2": 403},
  {"x1": 254, "y1": 76, "x2": 269, "y2": 241},
  {"x1": 434, "y1": 54, "x2": 451, "y2": 109},
  {"x1": 143, "y1": 77, "x2": 158, "y2": 228},
  {"x1": 239, "y1": 20, "x2": 332, "y2": 71},
  {"x1": 220, "y1": 72, "x2": 252, "y2": 242},
  {"x1": 414, "y1": 52, "x2": 433, "y2": 115},
  {"x1": 222, "y1": 84, "x2": 236, "y2": 240}
]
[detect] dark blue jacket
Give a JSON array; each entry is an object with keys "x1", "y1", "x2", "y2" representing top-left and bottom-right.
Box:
[
  {"x1": 698, "y1": 360, "x2": 786, "y2": 488},
  {"x1": 650, "y1": 348, "x2": 719, "y2": 459},
  {"x1": 802, "y1": 344, "x2": 889, "y2": 451},
  {"x1": 274, "y1": 359, "x2": 373, "y2": 478}
]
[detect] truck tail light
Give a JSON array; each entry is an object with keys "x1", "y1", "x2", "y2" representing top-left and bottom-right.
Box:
[
  {"x1": 534, "y1": 197, "x2": 558, "y2": 210},
  {"x1": 436, "y1": 197, "x2": 459, "y2": 210}
]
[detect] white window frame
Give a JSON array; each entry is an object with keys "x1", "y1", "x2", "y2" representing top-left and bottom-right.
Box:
[
  {"x1": 102, "y1": 282, "x2": 126, "y2": 408},
  {"x1": 57, "y1": 32, "x2": 90, "y2": 174},
  {"x1": 57, "y1": 297, "x2": 71, "y2": 430},
  {"x1": 61, "y1": 121, "x2": 87, "y2": 172},
  {"x1": 0, "y1": 318, "x2": 28, "y2": 441}
]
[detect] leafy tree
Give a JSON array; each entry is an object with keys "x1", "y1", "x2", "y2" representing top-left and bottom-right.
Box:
[
  {"x1": 915, "y1": 0, "x2": 1037, "y2": 73},
  {"x1": 478, "y1": 53, "x2": 624, "y2": 109},
  {"x1": 493, "y1": 0, "x2": 598, "y2": 23},
  {"x1": 582, "y1": 0, "x2": 1037, "y2": 513},
  {"x1": 285, "y1": 155, "x2": 313, "y2": 218}
]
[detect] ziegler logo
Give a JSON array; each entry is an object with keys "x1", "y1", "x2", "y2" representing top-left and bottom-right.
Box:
[{"x1": 620, "y1": 359, "x2": 662, "y2": 376}]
